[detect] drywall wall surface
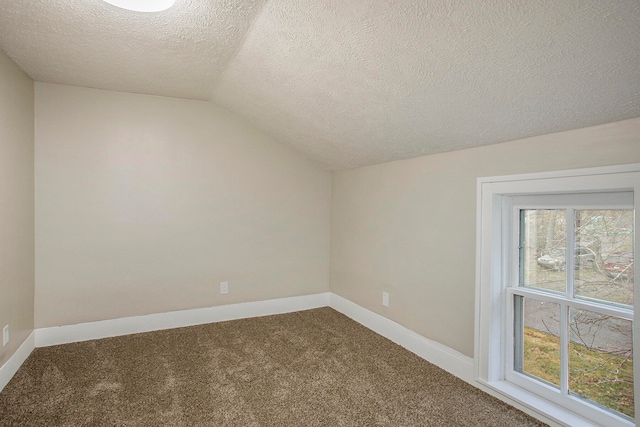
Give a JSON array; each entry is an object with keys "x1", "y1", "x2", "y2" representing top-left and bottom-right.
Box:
[
  {"x1": 35, "y1": 82, "x2": 330, "y2": 328},
  {"x1": 0, "y1": 51, "x2": 34, "y2": 366},
  {"x1": 330, "y1": 117, "x2": 640, "y2": 357}
]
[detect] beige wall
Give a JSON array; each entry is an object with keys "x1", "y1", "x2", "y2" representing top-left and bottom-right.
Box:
[
  {"x1": 35, "y1": 83, "x2": 331, "y2": 328},
  {"x1": 21, "y1": 79, "x2": 640, "y2": 358},
  {"x1": 0, "y1": 52, "x2": 34, "y2": 366},
  {"x1": 331, "y1": 117, "x2": 640, "y2": 357}
]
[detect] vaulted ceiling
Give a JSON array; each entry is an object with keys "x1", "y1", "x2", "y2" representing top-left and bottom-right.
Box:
[{"x1": 1, "y1": 0, "x2": 639, "y2": 170}]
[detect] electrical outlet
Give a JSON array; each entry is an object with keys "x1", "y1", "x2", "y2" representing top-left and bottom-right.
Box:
[
  {"x1": 2, "y1": 325, "x2": 8, "y2": 347},
  {"x1": 382, "y1": 292, "x2": 389, "y2": 307},
  {"x1": 220, "y1": 281, "x2": 229, "y2": 295}
]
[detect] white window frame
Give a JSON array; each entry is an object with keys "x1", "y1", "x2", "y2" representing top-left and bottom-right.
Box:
[{"x1": 475, "y1": 163, "x2": 640, "y2": 427}]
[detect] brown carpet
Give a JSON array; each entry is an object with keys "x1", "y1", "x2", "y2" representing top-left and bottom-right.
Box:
[{"x1": 0, "y1": 307, "x2": 547, "y2": 426}]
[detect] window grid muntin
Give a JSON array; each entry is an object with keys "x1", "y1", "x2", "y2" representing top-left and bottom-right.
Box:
[
  {"x1": 560, "y1": 301, "x2": 569, "y2": 394},
  {"x1": 566, "y1": 209, "x2": 576, "y2": 298}
]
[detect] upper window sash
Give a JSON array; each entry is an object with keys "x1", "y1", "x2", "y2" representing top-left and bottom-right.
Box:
[{"x1": 509, "y1": 193, "x2": 633, "y2": 298}]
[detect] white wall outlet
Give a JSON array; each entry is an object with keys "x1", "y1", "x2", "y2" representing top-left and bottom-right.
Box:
[
  {"x1": 382, "y1": 291, "x2": 389, "y2": 307},
  {"x1": 220, "y1": 281, "x2": 229, "y2": 295},
  {"x1": 2, "y1": 325, "x2": 8, "y2": 347}
]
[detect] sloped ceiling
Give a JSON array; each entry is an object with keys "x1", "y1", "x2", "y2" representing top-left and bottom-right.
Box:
[{"x1": 1, "y1": 0, "x2": 639, "y2": 170}]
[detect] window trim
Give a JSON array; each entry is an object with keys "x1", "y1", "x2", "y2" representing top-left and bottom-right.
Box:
[{"x1": 475, "y1": 163, "x2": 640, "y2": 427}]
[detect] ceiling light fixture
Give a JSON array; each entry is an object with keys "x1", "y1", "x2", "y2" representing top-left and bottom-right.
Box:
[{"x1": 102, "y1": 0, "x2": 175, "y2": 12}]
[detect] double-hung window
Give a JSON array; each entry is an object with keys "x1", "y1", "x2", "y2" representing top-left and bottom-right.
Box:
[{"x1": 476, "y1": 164, "x2": 639, "y2": 427}]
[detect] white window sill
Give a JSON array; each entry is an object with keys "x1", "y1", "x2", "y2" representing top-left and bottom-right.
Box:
[{"x1": 477, "y1": 379, "x2": 632, "y2": 427}]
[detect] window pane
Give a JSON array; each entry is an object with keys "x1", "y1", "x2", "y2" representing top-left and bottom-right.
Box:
[
  {"x1": 515, "y1": 295, "x2": 561, "y2": 387},
  {"x1": 575, "y1": 210, "x2": 634, "y2": 306},
  {"x1": 521, "y1": 209, "x2": 566, "y2": 293},
  {"x1": 569, "y1": 308, "x2": 634, "y2": 419}
]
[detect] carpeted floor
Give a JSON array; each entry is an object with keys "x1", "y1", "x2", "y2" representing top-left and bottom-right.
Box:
[{"x1": 0, "y1": 307, "x2": 547, "y2": 426}]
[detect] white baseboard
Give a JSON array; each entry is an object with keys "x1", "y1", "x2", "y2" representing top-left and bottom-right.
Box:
[
  {"x1": 36, "y1": 292, "x2": 330, "y2": 347},
  {"x1": 0, "y1": 293, "x2": 565, "y2": 426},
  {"x1": 6, "y1": 292, "x2": 476, "y2": 410},
  {"x1": 35, "y1": 292, "x2": 474, "y2": 383},
  {"x1": 0, "y1": 332, "x2": 35, "y2": 393},
  {"x1": 328, "y1": 293, "x2": 475, "y2": 384}
]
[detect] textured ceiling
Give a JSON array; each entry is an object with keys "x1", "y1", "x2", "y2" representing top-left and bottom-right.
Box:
[
  {"x1": 0, "y1": 0, "x2": 268, "y2": 100},
  {"x1": 1, "y1": 0, "x2": 639, "y2": 170}
]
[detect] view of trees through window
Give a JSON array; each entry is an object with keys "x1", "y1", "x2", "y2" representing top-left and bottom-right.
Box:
[{"x1": 517, "y1": 209, "x2": 634, "y2": 418}]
